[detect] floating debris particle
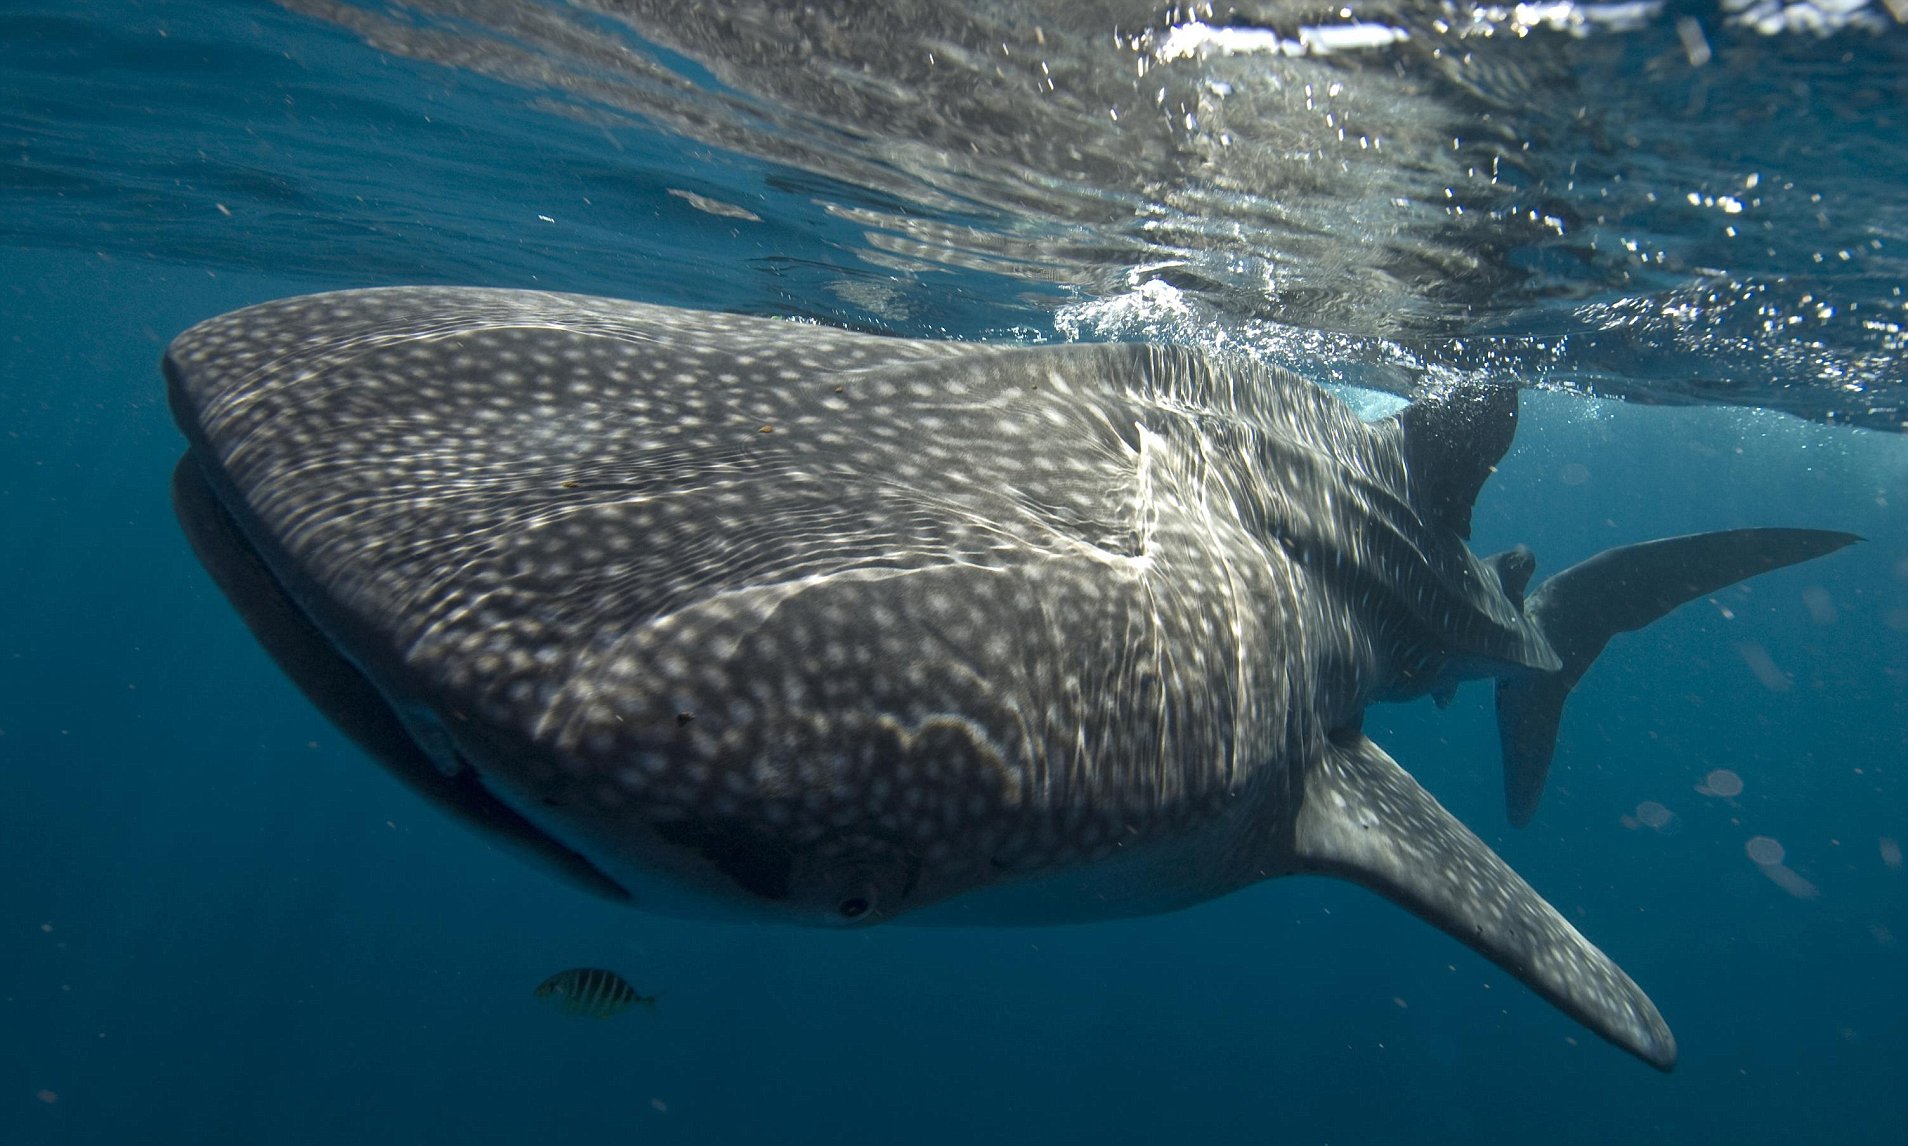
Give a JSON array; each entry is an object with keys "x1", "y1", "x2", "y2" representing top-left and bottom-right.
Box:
[
  {"x1": 667, "y1": 188, "x2": 762, "y2": 222},
  {"x1": 827, "y1": 279, "x2": 910, "y2": 321},
  {"x1": 1734, "y1": 642, "x2": 1792, "y2": 693},
  {"x1": 1760, "y1": 863, "x2": 1820, "y2": 900},
  {"x1": 1675, "y1": 16, "x2": 1711, "y2": 67},
  {"x1": 1745, "y1": 836, "x2": 1819, "y2": 898},
  {"x1": 1700, "y1": 769, "x2": 1744, "y2": 798}
]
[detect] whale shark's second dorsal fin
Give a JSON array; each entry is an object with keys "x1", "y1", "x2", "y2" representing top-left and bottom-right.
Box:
[
  {"x1": 1394, "y1": 382, "x2": 1518, "y2": 540},
  {"x1": 1483, "y1": 545, "x2": 1537, "y2": 609},
  {"x1": 1289, "y1": 731, "x2": 1677, "y2": 1070}
]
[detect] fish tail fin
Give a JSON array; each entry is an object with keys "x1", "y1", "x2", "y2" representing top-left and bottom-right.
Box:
[
  {"x1": 1292, "y1": 732, "x2": 1676, "y2": 1069},
  {"x1": 1497, "y1": 528, "x2": 1861, "y2": 826}
]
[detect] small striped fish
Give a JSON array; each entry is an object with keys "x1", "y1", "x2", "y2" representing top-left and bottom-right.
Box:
[{"x1": 533, "y1": 968, "x2": 656, "y2": 1018}]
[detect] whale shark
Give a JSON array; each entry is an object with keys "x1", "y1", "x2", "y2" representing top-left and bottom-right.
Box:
[{"x1": 165, "y1": 287, "x2": 1857, "y2": 1070}]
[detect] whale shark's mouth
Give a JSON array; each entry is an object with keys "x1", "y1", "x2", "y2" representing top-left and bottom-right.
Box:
[{"x1": 170, "y1": 454, "x2": 635, "y2": 904}]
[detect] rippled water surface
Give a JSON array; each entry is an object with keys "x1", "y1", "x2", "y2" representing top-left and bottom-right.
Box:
[
  {"x1": 2, "y1": 3, "x2": 1905, "y2": 1144},
  {"x1": 6, "y1": 0, "x2": 1907, "y2": 424}
]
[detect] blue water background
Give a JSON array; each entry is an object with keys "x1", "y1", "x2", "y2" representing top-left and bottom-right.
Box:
[{"x1": 4, "y1": 3, "x2": 1907, "y2": 1143}]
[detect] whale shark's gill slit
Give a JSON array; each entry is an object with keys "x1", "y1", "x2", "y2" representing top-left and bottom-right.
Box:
[
  {"x1": 650, "y1": 818, "x2": 794, "y2": 901},
  {"x1": 394, "y1": 702, "x2": 463, "y2": 778}
]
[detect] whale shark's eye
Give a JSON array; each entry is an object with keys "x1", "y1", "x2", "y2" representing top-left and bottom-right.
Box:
[{"x1": 836, "y1": 894, "x2": 872, "y2": 920}]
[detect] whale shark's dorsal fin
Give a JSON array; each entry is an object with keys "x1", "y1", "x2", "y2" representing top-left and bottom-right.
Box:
[
  {"x1": 1290, "y1": 731, "x2": 1677, "y2": 1070},
  {"x1": 1393, "y1": 382, "x2": 1518, "y2": 540}
]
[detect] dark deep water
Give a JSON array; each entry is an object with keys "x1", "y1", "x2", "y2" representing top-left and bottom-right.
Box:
[{"x1": 3, "y1": 2, "x2": 1907, "y2": 1143}]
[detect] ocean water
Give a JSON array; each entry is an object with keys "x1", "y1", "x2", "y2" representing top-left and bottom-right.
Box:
[{"x1": 3, "y1": 2, "x2": 1906, "y2": 1143}]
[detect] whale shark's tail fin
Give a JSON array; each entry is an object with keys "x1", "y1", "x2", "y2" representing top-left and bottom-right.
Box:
[
  {"x1": 1293, "y1": 731, "x2": 1677, "y2": 1069},
  {"x1": 1497, "y1": 528, "x2": 1861, "y2": 826}
]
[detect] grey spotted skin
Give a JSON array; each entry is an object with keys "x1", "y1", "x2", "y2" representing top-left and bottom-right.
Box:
[{"x1": 166, "y1": 287, "x2": 1858, "y2": 1070}]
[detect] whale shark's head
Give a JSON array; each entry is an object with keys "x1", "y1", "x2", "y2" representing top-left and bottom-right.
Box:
[{"x1": 164, "y1": 286, "x2": 1134, "y2": 927}]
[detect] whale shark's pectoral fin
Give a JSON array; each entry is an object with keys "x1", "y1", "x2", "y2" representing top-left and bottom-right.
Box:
[
  {"x1": 1498, "y1": 527, "x2": 1862, "y2": 826},
  {"x1": 1289, "y1": 732, "x2": 1676, "y2": 1070}
]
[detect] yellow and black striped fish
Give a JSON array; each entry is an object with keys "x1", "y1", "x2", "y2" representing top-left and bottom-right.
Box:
[{"x1": 533, "y1": 968, "x2": 656, "y2": 1018}]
